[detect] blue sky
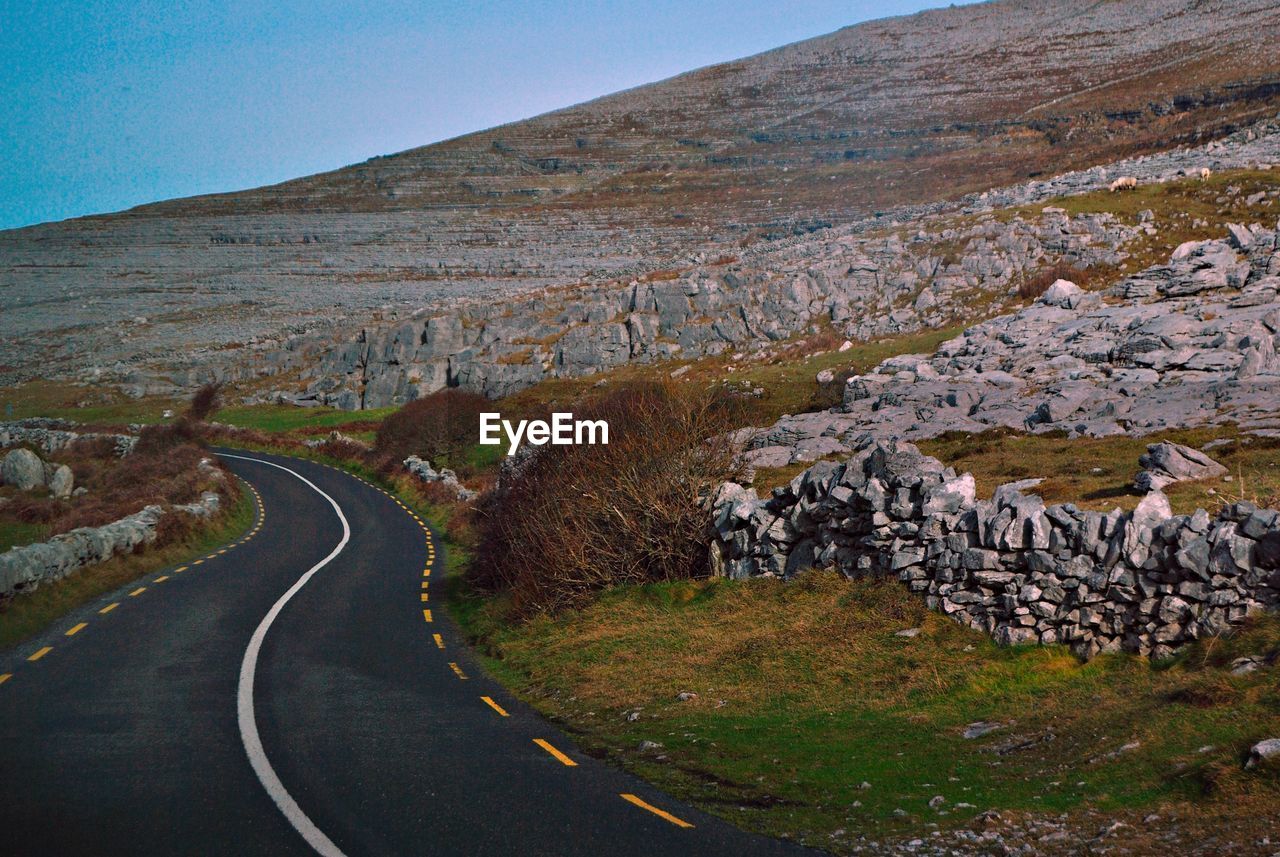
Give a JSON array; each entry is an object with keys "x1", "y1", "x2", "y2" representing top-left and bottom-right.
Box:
[{"x1": 1, "y1": 1, "x2": 965, "y2": 229}]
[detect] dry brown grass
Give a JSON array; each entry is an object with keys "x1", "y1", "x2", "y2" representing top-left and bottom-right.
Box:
[
  {"x1": 917, "y1": 427, "x2": 1280, "y2": 515},
  {"x1": 1, "y1": 430, "x2": 229, "y2": 537},
  {"x1": 1014, "y1": 259, "x2": 1111, "y2": 300}
]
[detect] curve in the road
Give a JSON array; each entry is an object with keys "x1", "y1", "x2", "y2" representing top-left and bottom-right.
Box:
[
  {"x1": 221, "y1": 453, "x2": 351, "y2": 857},
  {"x1": 0, "y1": 447, "x2": 815, "y2": 857}
]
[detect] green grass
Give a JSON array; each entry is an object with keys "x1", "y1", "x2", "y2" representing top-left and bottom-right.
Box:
[
  {"x1": 0, "y1": 486, "x2": 256, "y2": 651},
  {"x1": 0, "y1": 520, "x2": 51, "y2": 553},
  {"x1": 217, "y1": 404, "x2": 398, "y2": 433},
  {"x1": 1005, "y1": 168, "x2": 1280, "y2": 275},
  {"x1": 0, "y1": 382, "x2": 179, "y2": 425},
  {"x1": 451, "y1": 572, "x2": 1280, "y2": 850}
]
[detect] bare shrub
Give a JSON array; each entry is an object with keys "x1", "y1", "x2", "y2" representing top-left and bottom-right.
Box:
[
  {"x1": 469, "y1": 381, "x2": 745, "y2": 616},
  {"x1": 374, "y1": 388, "x2": 491, "y2": 470},
  {"x1": 186, "y1": 382, "x2": 223, "y2": 422},
  {"x1": 1016, "y1": 260, "x2": 1106, "y2": 300}
]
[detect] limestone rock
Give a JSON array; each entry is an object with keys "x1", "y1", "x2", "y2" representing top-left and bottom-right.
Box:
[
  {"x1": 2, "y1": 448, "x2": 45, "y2": 490},
  {"x1": 47, "y1": 464, "x2": 74, "y2": 499},
  {"x1": 1245, "y1": 738, "x2": 1280, "y2": 769},
  {"x1": 1135, "y1": 442, "x2": 1228, "y2": 491}
]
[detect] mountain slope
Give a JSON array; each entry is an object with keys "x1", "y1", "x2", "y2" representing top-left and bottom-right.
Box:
[
  {"x1": 2, "y1": 0, "x2": 1280, "y2": 386},
  {"x1": 146, "y1": 0, "x2": 1280, "y2": 221}
]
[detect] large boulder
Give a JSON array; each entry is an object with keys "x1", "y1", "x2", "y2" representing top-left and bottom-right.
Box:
[
  {"x1": 1134, "y1": 442, "x2": 1228, "y2": 492},
  {"x1": 47, "y1": 464, "x2": 74, "y2": 499},
  {"x1": 1038, "y1": 279, "x2": 1086, "y2": 309},
  {"x1": 1, "y1": 448, "x2": 45, "y2": 490}
]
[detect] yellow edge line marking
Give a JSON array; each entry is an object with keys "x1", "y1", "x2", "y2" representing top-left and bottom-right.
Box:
[
  {"x1": 420, "y1": 593, "x2": 429, "y2": 602},
  {"x1": 65, "y1": 623, "x2": 88, "y2": 636},
  {"x1": 481, "y1": 696, "x2": 510, "y2": 717},
  {"x1": 422, "y1": 609, "x2": 433, "y2": 622},
  {"x1": 620, "y1": 794, "x2": 694, "y2": 828},
  {"x1": 0, "y1": 673, "x2": 11, "y2": 685},
  {"x1": 154, "y1": 575, "x2": 169, "y2": 583},
  {"x1": 533, "y1": 738, "x2": 577, "y2": 767},
  {"x1": 129, "y1": 587, "x2": 146, "y2": 597},
  {"x1": 99, "y1": 602, "x2": 119, "y2": 615},
  {"x1": 28, "y1": 646, "x2": 53, "y2": 662},
  {"x1": 448, "y1": 662, "x2": 468, "y2": 680},
  {"x1": 433, "y1": 633, "x2": 445, "y2": 649}
]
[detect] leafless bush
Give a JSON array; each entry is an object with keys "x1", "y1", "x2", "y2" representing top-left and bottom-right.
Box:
[
  {"x1": 1016, "y1": 260, "x2": 1105, "y2": 300},
  {"x1": 186, "y1": 382, "x2": 223, "y2": 422},
  {"x1": 374, "y1": 389, "x2": 491, "y2": 470},
  {"x1": 469, "y1": 381, "x2": 745, "y2": 616}
]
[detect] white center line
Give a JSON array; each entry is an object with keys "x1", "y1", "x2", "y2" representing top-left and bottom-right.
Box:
[{"x1": 219, "y1": 452, "x2": 351, "y2": 857}]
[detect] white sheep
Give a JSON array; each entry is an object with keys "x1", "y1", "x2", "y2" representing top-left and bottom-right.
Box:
[
  {"x1": 1109, "y1": 176, "x2": 1137, "y2": 192},
  {"x1": 1199, "y1": 167, "x2": 1212, "y2": 180}
]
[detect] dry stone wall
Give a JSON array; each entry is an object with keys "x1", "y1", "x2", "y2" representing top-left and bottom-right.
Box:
[
  {"x1": 0, "y1": 491, "x2": 222, "y2": 599},
  {"x1": 710, "y1": 438, "x2": 1280, "y2": 658}
]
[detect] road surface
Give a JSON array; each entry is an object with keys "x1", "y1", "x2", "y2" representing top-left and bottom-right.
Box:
[{"x1": 0, "y1": 448, "x2": 812, "y2": 856}]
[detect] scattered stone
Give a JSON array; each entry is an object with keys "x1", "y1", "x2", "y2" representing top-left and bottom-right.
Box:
[
  {"x1": 1245, "y1": 738, "x2": 1280, "y2": 769},
  {"x1": 47, "y1": 464, "x2": 74, "y2": 499},
  {"x1": 963, "y1": 722, "x2": 1006, "y2": 740},
  {"x1": 403, "y1": 455, "x2": 478, "y2": 502}
]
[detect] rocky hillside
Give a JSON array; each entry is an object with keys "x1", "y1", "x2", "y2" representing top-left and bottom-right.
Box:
[
  {"x1": 3, "y1": 0, "x2": 1280, "y2": 390},
  {"x1": 266, "y1": 119, "x2": 1280, "y2": 409},
  {"x1": 745, "y1": 218, "x2": 1280, "y2": 468}
]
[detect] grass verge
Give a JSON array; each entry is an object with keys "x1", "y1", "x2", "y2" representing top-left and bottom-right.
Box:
[
  {"x1": 0, "y1": 485, "x2": 255, "y2": 651},
  {"x1": 0, "y1": 520, "x2": 51, "y2": 553},
  {"x1": 450, "y1": 570, "x2": 1280, "y2": 851}
]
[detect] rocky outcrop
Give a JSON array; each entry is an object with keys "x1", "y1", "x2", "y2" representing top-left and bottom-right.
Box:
[
  {"x1": 7, "y1": 2, "x2": 1280, "y2": 395},
  {"x1": 744, "y1": 223, "x2": 1280, "y2": 466},
  {"x1": 1134, "y1": 442, "x2": 1228, "y2": 491},
  {"x1": 710, "y1": 438, "x2": 1279, "y2": 659},
  {"x1": 0, "y1": 491, "x2": 222, "y2": 598},
  {"x1": 0, "y1": 419, "x2": 138, "y2": 458},
  {"x1": 287, "y1": 206, "x2": 1140, "y2": 408},
  {"x1": 264, "y1": 118, "x2": 1280, "y2": 411}
]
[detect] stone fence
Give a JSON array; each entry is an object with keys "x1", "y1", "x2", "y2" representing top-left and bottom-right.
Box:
[
  {"x1": 709, "y1": 438, "x2": 1280, "y2": 658},
  {"x1": 0, "y1": 492, "x2": 222, "y2": 599}
]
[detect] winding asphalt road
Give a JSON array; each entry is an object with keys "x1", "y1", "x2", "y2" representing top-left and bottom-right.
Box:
[{"x1": 0, "y1": 448, "x2": 812, "y2": 856}]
